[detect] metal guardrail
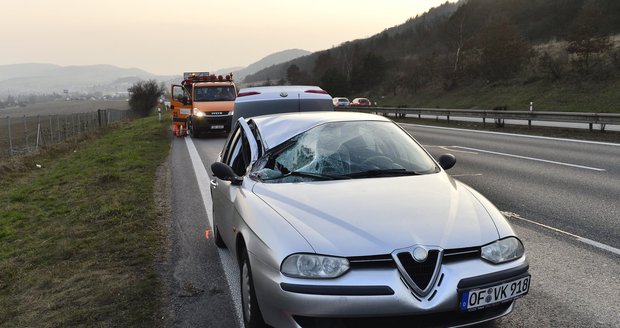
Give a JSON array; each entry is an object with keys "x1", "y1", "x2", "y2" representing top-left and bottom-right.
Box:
[{"x1": 336, "y1": 106, "x2": 620, "y2": 131}]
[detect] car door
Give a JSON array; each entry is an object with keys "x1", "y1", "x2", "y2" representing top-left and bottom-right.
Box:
[
  {"x1": 170, "y1": 84, "x2": 192, "y2": 122},
  {"x1": 210, "y1": 120, "x2": 258, "y2": 247}
]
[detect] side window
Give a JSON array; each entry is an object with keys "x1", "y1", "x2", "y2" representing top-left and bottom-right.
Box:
[
  {"x1": 172, "y1": 85, "x2": 189, "y2": 102},
  {"x1": 229, "y1": 130, "x2": 251, "y2": 176},
  {"x1": 229, "y1": 139, "x2": 244, "y2": 175},
  {"x1": 222, "y1": 127, "x2": 241, "y2": 164}
]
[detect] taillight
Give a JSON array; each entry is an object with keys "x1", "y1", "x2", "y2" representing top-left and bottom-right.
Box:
[
  {"x1": 304, "y1": 89, "x2": 329, "y2": 94},
  {"x1": 237, "y1": 91, "x2": 261, "y2": 97}
]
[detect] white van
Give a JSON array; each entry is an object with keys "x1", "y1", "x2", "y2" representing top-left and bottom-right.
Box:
[{"x1": 232, "y1": 85, "x2": 333, "y2": 123}]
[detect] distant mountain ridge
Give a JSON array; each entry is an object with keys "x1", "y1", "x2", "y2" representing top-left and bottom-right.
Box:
[
  {"x1": 0, "y1": 63, "x2": 175, "y2": 97},
  {"x1": 0, "y1": 49, "x2": 311, "y2": 97},
  {"x1": 224, "y1": 49, "x2": 311, "y2": 82}
]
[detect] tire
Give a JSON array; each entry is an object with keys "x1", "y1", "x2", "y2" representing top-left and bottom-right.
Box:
[
  {"x1": 240, "y1": 249, "x2": 266, "y2": 328},
  {"x1": 214, "y1": 226, "x2": 226, "y2": 249},
  {"x1": 190, "y1": 118, "x2": 200, "y2": 138}
]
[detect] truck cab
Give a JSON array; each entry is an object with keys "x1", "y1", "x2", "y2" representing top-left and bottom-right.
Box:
[{"x1": 170, "y1": 72, "x2": 236, "y2": 137}]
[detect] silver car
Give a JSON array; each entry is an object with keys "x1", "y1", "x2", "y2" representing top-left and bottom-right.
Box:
[
  {"x1": 210, "y1": 111, "x2": 529, "y2": 328},
  {"x1": 332, "y1": 97, "x2": 350, "y2": 107}
]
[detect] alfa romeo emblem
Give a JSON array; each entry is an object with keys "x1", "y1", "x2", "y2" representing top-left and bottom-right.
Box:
[{"x1": 412, "y1": 246, "x2": 428, "y2": 262}]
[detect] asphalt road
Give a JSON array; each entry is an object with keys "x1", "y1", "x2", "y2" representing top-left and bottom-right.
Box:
[
  {"x1": 403, "y1": 124, "x2": 620, "y2": 250},
  {"x1": 165, "y1": 124, "x2": 620, "y2": 328}
]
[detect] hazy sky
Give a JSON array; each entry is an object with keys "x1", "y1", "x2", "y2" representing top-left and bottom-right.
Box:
[{"x1": 2, "y1": 0, "x2": 453, "y2": 75}]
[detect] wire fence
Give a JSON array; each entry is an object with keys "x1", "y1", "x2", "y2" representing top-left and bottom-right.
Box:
[{"x1": 0, "y1": 109, "x2": 129, "y2": 159}]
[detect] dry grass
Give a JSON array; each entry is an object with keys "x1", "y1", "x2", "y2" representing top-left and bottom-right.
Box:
[{"x1": 0, "y1": 112, "x2": 170, "y2": 327}]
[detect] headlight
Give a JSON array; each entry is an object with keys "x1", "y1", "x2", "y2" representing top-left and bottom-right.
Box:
[
  {"x1": 481, "y1": 237, "x2": 524, "y2": 264},
  {"x1": 281, "y1": 254, "x2": 350, "y2": 278},
  {"x1": 193, "y1": 108, "x2": 205, "y2": 117}
]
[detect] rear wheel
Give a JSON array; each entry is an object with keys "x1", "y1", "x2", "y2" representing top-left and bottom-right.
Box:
[{"x1": 240, "y1": 249, "x2": 266, "y2": 328}]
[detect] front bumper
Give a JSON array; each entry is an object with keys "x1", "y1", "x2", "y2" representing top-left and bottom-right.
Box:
[
  {"x1": 191, "y1": 114, "x2": 232, "y2": 133},
  {"x1": 250, "y1": 253, "x2": 529, "y2": 328}
]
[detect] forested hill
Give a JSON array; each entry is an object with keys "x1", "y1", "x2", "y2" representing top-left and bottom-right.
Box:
[{"x1": 244, "y1": 0, "x2": 620, "y2": 112}]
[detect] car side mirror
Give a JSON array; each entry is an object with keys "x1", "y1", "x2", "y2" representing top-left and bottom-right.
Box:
[
  {"x1": 437, "y1": 154, "x2": 456, "y2": 170},
  {"x1": 211, "y1": 162, "x2": 243, "y2": 185}
]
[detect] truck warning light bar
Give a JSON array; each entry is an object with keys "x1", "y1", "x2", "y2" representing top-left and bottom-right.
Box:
[{"x1": 183, "y1": 71, "x2": 233, "y2": 84}]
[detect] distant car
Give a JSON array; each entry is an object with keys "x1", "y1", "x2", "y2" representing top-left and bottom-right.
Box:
[
  {"x1": 350, "y1": 97, "x2": 372, "y2": 106},
  {"x1": 233, "y1": 85, "x2": 332, "y2": 123},
  {"x1": 210, "y1": 111, "x2": 530, "y2": 328},
  {"x1": 332, "y1": 97, "x2": 350, "y2": 107}
]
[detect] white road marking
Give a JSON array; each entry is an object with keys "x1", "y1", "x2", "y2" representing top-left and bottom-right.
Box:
[
  {"x1": 450, "y1": 173, "x2": 483, "y2": 177},
  {"x1": 185, "y1": 137, "x2": 244, "y2": 326},
  {"x1": 425, "y1": 145, "x2": 479, "y2": 154},
  {"x1": 452, "y1": 146, "x2": 606, "y2": 172},
  {"x1": 185, "y1": 137, "x2": 214, "y2": 227},
  {"x1": 403, "y1": 123, "x2": 620, "y2": 147},
  {"x1": 502, "y1": 211, "x2": 620, "y2": 256}
]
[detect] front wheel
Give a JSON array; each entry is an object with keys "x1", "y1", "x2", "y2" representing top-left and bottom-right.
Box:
[
  {"x1": 214, "y1": 226, "x2": 226, "y2": 249},
  {"x1": 240, "y1": 250, "x2": 266, "y2": 328},
  {"x1": 190, "y1": 118, "x2": 200, "y2": 138}
]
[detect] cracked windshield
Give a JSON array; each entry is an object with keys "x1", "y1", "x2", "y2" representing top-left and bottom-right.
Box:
[{"x1": 253, "y1": 121, "x2": 437, "y2": 182}]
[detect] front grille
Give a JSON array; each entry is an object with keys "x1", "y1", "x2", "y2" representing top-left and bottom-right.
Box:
[
  {"x1": 443, "y1": 247, "x2": 480, "y2": 263},
  {"x1": 206, "y1": 116, "x2": 231, "y2": 125},
  {"x1": 396, "y1": 250, "x2": 440, "y2": 292},
  {"x1": 347, "y1": 247, "x2": 480, "y2": 297},
  {"x1": 348, "y1": 254, "x2": 395, "y2": 269},
  {"x1": 206, "y1": 111, "x2": 230, "y2": 116}
]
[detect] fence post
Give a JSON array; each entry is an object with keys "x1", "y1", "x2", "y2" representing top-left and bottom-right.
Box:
[
  {"x1": 36, "y1": 123, "x2": 41, "y2": 149},
  {"x1": 8, "y1": 116, "x2": 13, "y2": 157},
  {"x1": 36, "y1": 115, "x2": 41, "y2": 149},
  {"x1": 23, "y1": 115, "x2": 28, "y2": 151},
  {"x1": 57, "y1": 116, "x2": 61, "y2": 142}
]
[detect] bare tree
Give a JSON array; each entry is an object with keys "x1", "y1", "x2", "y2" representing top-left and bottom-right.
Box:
[
  {"x1": 476, "y1": 15, "x2": 531, "y2": 81},
  {"x1": 128, "y1": 80, "x2": 164, "y2": 117}
]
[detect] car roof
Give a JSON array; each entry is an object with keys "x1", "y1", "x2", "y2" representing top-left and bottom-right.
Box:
[
  {"x1": 236, "y1": 85, "x2": 331, "y2": 102},
  {"x1": 250, "y1": 111, "x2": 391, "y2": 150}
]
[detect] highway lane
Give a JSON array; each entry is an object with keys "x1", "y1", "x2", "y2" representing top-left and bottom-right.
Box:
[
  {"x1": 164, "y1": 136, "x2": 238, "y2": 328},
  {"x1": 169, "y1": 125, "x2": 620, "y2": 327},
  {"x1": 403, "y1": 124, "x2": 620, "y2": 251}
]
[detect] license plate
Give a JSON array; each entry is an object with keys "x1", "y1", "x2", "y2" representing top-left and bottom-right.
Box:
[
  {"x1": 460, "y1": 275, "x2": 530, "y2": 311},
  {"x1": 180, "y1": 109, "x2": 191, "y2": 115},
  {"x1": 210, "y1": 125, "x2": 224, "y2": 129}
]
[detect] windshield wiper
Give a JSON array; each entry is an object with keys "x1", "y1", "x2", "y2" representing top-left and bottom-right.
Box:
[
  {"x1": 258, "y1": 170, "x2": 350, "y2": 181},
  {"x1": 344, "y1": 169, "x2": 423, "y2": 179},
  {"x1": 282, "y1": 171, "x2": 351, "y2": 181}
]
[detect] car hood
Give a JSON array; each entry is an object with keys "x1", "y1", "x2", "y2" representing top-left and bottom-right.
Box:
[{"x1": 252, "y1": 173, "x2": 500, "y2": 256}]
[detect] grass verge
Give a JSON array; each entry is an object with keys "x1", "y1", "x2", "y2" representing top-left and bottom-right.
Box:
[
  {"x1": 0, "y1": 113, "x2": 170, "y2": 327},
  {"x1": 380, "y1": 78, "x2": 620, "y2": 113}
]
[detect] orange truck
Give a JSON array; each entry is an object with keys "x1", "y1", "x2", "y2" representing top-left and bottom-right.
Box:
[{"x1": 169, "y1": 72, "x2": 236, "y2": 137}]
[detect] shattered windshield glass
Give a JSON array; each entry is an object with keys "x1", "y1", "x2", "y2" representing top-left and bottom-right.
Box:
[{"x1": 252, "y1": 121, "x2": 438, "y2": 183}]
